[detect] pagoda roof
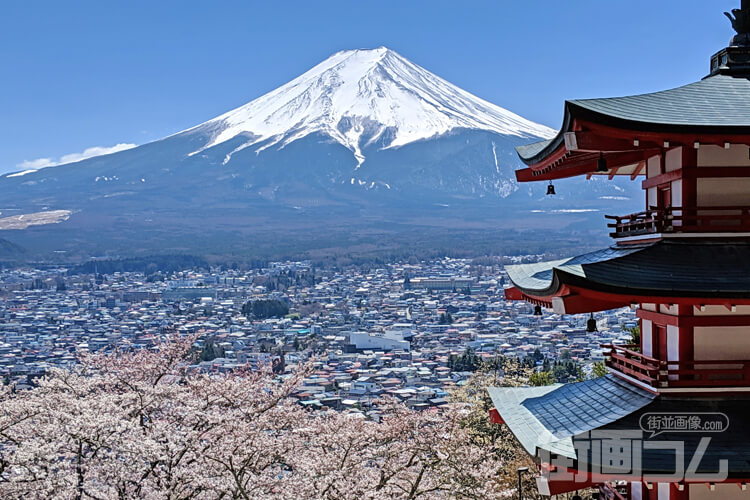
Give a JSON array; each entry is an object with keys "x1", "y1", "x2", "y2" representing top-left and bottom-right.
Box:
[
  {"x1": 490, "y1": 376, "x2": 750, "y2": 479},
  {"x1": 488, "y1": 375, "x2": 654, "y2": 458},
  {"x1": 519, "y1": 75, "x2": 750, "y2": 165},
  {"x1": 514, "y1": 74, "x2": 750, "y2": 181},
  {"x1": 516, "y1": 139, "x2": 554, "y2": 161},
  {"x1": 570, "y1": 75, "x2": 750, "y2": 130},
  {"x1": 506, "y1": 240, "x2": 750, "y2": 309}
]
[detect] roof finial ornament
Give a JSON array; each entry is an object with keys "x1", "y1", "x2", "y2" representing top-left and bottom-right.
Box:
[{"x1": 726, "y1": 0, "x2": 750, "y2": 45}]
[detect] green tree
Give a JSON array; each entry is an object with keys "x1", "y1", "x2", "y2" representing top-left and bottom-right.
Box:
[
  {"x1": 448, "y1": 348, "x2": 481, "y2": 372},
  {"x1": 591, "y1": 361, "x2": 608, "y2": 379},
  {"x1": 242, "y1": 299, "x2": 289, "y2": 319},
  {"x1": 449, "y1": 364, "x2": 543, "y2": 498},
  {"x1": 439, "y1": 311, "x2": 454, "y2": 324},
  {"x1": 199, "y1": 338, "x2": 225, "y2": 362},
  {"x1": 550, "y1": 358, "x2": 583, "y2": 383},
  {"x1": 529, "y1": 371, "x2": 555, "y2": 387},
  {"x1": 626, "y1": 325, "x2": 641, "y2": 349}
]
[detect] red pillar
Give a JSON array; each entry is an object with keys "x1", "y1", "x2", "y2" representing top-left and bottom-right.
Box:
[
  {"x1": 682, "y1": 147, "x2": 697, "y2": 209},
  {"x1": 670, "y1": 483, "x2": 689, "y2": 499},
  {"x1": 678, "y1": 304, "x2": 694, "y2": 369}
]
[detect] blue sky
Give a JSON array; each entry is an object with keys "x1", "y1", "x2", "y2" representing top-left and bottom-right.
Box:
[{"x1": 0, "y1": 0, "x2": 740, "y2": 173}]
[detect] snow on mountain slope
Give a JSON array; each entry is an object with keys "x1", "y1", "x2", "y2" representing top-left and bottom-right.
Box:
[{"x1": 187, "y1": 47, "x2": 555, "y2": 167}]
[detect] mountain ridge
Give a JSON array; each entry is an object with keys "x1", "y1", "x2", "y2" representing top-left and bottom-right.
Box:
[
  {"x1": 0, "y1": 47, "x2": 639, "y2": 259},
  {"x1": 179, "y1": 47, "x2": 555, "y2": 169}
]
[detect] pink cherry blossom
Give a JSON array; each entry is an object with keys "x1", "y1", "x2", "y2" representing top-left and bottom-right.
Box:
[{"x1": 0, "y1": 336, "x2": 514, "y2": 499}]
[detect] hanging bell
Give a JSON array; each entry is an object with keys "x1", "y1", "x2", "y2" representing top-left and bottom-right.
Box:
[
  {"x1": 596, "y1": 153, "x2": 608, "y2": 172},
  {"x1": 586, "y1": 313, "x2": 598, "y2": 332},
  {"x1": 546, "y1": 182, "x2": 556, "y2": 196},
  {"x1": 534, "y1": 305, "x2": 543, "y2": 316}
]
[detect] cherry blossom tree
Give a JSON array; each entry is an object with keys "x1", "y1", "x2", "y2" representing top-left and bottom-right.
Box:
[
  {"x1": 449, "y1": 362, "x2": 543, "y2": 499},
  {"x1": 0, "y1": 337, "x2": 511, "y2": 499}
]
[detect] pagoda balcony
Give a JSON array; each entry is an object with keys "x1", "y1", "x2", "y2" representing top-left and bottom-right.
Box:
[
  {"x1": 602, "y1": 344, "x2": 750, "y2": 389},
  {"x1": 605, "y1": 206, "x2": 750, "y2": 239}
]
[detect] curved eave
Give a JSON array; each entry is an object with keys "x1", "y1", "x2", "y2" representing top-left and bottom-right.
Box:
[
  {"x1": 514, "y1": 75, "x2": 750, "y2": 182},
  {"x1": 508, "y1": 266, "x2": 750, "y2": 302},
  {"x1": 516, "y1": 101, "x2": 576, "y2": 166},
  {"x1": 487, "y1": 375, "x2": 655, "y2": 460},
  {"x1": 513, "y1": 102, "x2": 664, "y2": 183},
  {"x1": 505, "y1": 241, "x2": 750, "y2": 314}
]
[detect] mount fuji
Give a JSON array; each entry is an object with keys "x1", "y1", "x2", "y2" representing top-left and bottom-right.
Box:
[
  {"x1": 185, "y1": 47, "x2": 554, "y2": 168},
  {"x1": 0, "y1": 47, "x2": 640, "y2": 259}
]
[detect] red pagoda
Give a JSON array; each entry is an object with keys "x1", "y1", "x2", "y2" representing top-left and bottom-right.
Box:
[{"x1": 489, "y1": 2, "x2": 750, "y2": 499}]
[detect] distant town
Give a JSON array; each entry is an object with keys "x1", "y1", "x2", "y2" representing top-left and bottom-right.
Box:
[{"x1": 0, "y1": 258, "x2": 637, "y2": 413}]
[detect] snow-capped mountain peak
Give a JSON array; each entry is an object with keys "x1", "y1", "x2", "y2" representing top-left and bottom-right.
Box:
[
  {"x1": 188, "y1": 47, "x2": 555, "y2": 167},
  {"x1": 0, "y1": 46, "x2": 641, "y2": 256}
]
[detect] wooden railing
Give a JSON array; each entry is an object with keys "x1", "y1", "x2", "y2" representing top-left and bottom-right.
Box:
[
  {"x1": 661, "y1": 359, "x2": 750, "y2": 388},
  {"x1": 601, "y1": 344, "x2": 750, "y2": 389},
  {"x1": 601, "y1": 344, "x2": 661, "y2": 387},
  {"x1": 605, "y1": 206, "x2": 750, "y2": 238}
]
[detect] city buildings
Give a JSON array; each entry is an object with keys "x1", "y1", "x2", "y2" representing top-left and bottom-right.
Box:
[{"x1": 0, "y1": 257, "x2": 633, "y2": 414}]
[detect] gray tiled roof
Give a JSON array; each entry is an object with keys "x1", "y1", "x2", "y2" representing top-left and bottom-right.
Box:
[
  {"x1": 515, "y1": 139, "x2": 553, "y2": 160},
  {"x1": 487, "y1": 384, "x2": 561, "y2": 456},
  {"x1": 516, "y1": 74, "x2": 750, "y2": 164},
  {"x1": 506, "y1": 240, "x2": 750, "y2": 299},
  {"x1": 488, "y1": 375, "x2": 655, "y2": 458},
  {"x1": 570, "y1": 75, "x2": 750, "y2": 127},
  {"x1": 491, "y1": 378, "x2": 750, "y2": 477},
  {"x1": 506, "y1": 246, "x2": 643, "y2": 296}
]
